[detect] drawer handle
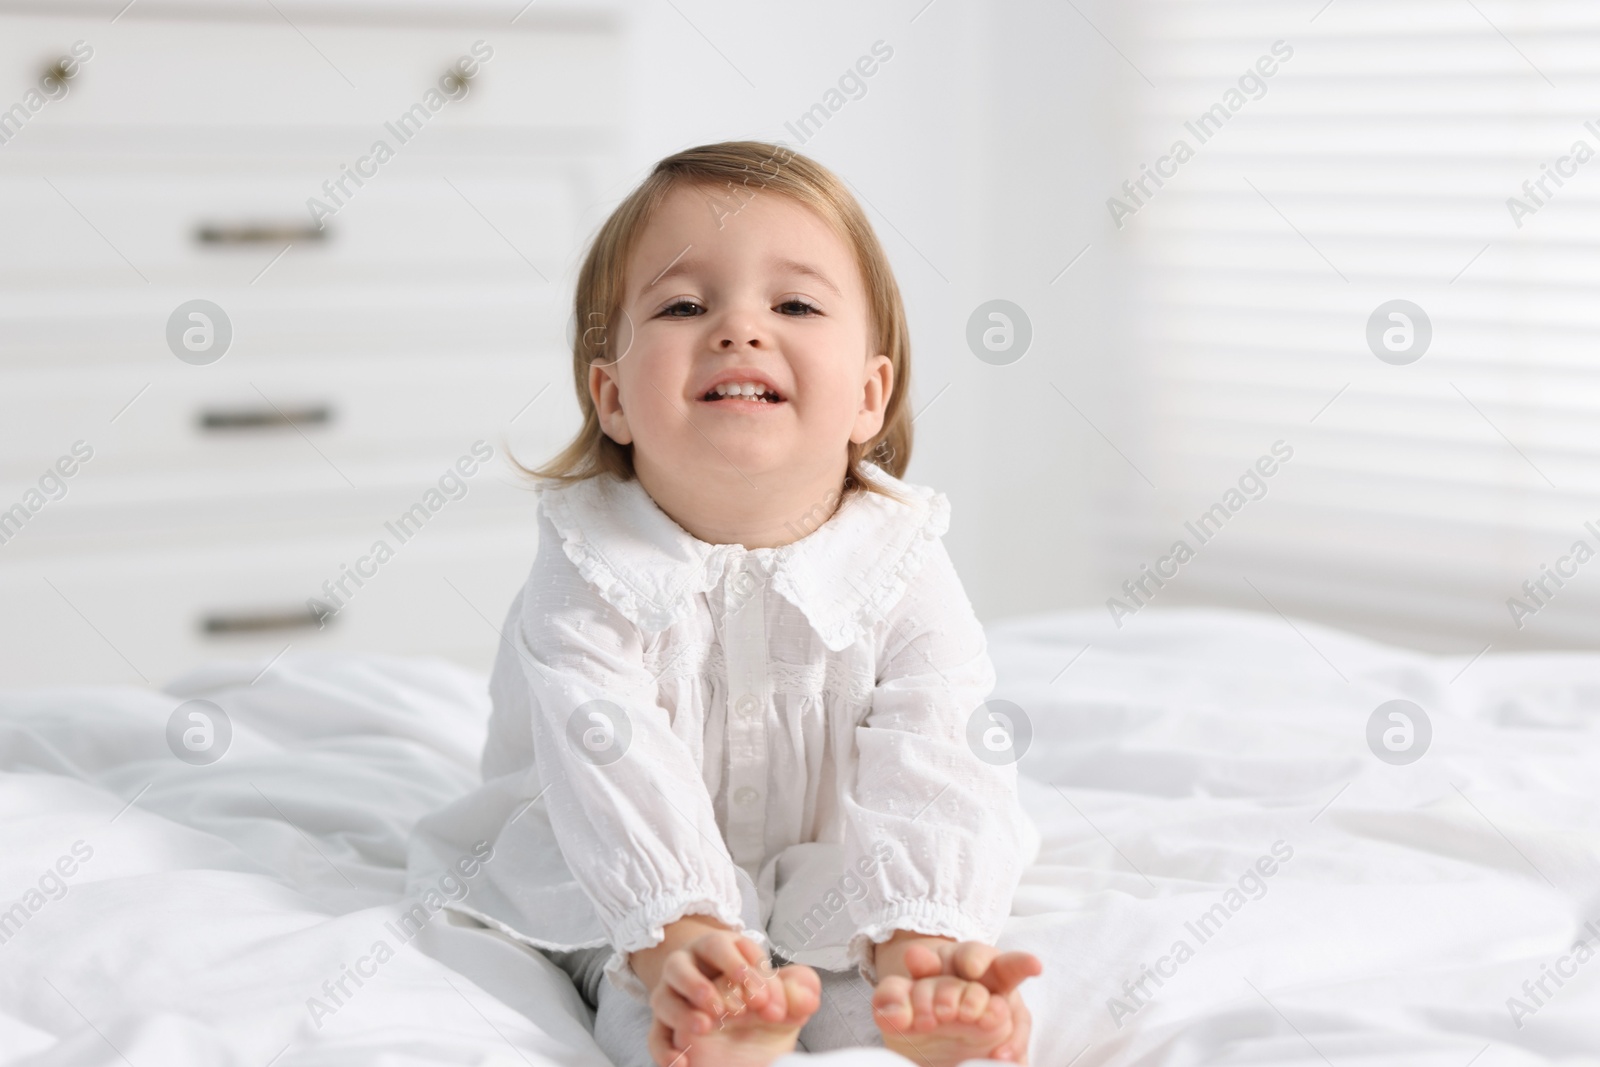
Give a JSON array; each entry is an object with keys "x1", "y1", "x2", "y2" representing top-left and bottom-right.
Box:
[
  {"x1": 195, "y1": 222, "x2": 328, "y2": 245},
  {"x1": 45, "y1": 58, "x2": 80, "y2": 85},
  {"x1": 199, "y1": 405, "x2": 332, "y2": 432},
  {"x1": 202, "y1": 608, "x2": 327, "y2": 635}
]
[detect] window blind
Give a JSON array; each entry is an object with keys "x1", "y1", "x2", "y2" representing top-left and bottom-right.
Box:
[{"x1": 1104, "y1": 0, "x2": 1600, "y2": 653}]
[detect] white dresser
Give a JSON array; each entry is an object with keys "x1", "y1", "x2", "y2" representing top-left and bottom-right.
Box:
[{"x1": 0, "y1": 2, "x2": 622, "y2": 685}]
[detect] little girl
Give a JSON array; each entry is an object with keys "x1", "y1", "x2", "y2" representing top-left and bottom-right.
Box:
[{"x1": 415, "y1": 141, "x2": 1042, "y2": 1066}]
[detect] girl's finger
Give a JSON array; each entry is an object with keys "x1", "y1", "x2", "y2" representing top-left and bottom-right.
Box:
[
  {"x1": 692, "y1": 933, "x2": 769, "y2": 1011},
  {"x1": 976, "y1": 986, "x2": 1012, "y2": 1032},
  {"x1": 992, "y1": 993, "x2": 1032, "y2": 1062},
  {"x1": 649, "y1": 974, "x2": 711, "y2": 1035},
  {"x1": 952, "y1": 941, "x2": 1000, "y2": 982},
  {"x1": 984, "y1": 951, "x2": 1044, "y2": 994},
  {"x1": 732, "y1": 932, "x2": 773, "y2": 1005},
  {"x1": 735, "y1": 940, "x2": 775, "y2": 1011},
  {"x1": 902, "y1": 942, "x2": 946, "y2": 980},
  {"x1": 734, "y1": 935, "x2": 768, "y2": 970},
  {"x1": 662, "y1": 951, "x2": 722, "y2": 1015},
  {"x1": 720, "y1": 957, "x2": 779, "y2": 1019},
  {"x1": 689, "y1": 931, "x2": 753, "y2": 982}
]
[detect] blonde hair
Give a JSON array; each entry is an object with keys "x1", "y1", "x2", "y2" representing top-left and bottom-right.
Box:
[{"x1": 517, "y1": 140, "x2": 913, "y2": 506}]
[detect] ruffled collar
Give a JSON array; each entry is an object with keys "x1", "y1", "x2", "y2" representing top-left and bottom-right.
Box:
[{"x1": 537, "y1": 465, "x2": 951, "y2": 652}]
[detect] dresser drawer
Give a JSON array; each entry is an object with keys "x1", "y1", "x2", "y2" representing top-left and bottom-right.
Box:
[
  {"x1": 0, "y1": 350, "x2": 576, "y2": 489},
  {"x1": 0, "y1": 11, "x2": 620, "y2": 132},
  {"x1": 0, "y1": 167, "x2": 582, "y2": 285},
  {"x1": 0, "y1": 515, "x2": 543, "y2": 686},
  {"x1": 0, "y1": 282, "x2": 566, "y2": 367}
]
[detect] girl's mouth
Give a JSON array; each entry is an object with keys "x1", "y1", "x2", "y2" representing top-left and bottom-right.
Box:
[{"x1": 699, "y1": 381, "x2": 786, "y2": 405}]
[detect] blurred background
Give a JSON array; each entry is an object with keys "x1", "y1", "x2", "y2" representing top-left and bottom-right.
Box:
[{"x1": 2, "y1": 0, "x2": 1595, "y2": 686}]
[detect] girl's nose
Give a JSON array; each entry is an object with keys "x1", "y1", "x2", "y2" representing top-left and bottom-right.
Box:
[{"x1": 716, "y1": 309, "x2": 766, "y2": 349}]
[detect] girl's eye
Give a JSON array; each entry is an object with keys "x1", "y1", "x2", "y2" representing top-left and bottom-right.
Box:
[
  {"x1": 776, "y1": 298, "x2": 820, "y2": 316},
  {"x1": 658, "y1": 299, "x2": 704, "y2": 318}
]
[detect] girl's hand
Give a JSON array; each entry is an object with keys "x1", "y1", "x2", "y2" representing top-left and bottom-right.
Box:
[
  {"x1": 650, "y1": 927, "x2": 775, "y2": 1031},
  {"x1": 644, "y1": 929, "x2": 819, "y2": 1066}
]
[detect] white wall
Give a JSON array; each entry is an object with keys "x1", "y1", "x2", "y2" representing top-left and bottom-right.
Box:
[{"x1": 602, "y1": 0, "x2": 1119, "y2": 625}]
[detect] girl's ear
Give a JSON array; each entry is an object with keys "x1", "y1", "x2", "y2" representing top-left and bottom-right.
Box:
[
  {"x1": 851, "y1": 353, "x2": 893, "y2": 444},
  {"x1": 590, "y1": 361, "x2": 633, "y2": 445}
]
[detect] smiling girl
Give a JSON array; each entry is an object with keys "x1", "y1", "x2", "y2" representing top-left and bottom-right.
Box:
[{"x1": 418, "y1": 141, "x2": 1042, "y2": 1067}]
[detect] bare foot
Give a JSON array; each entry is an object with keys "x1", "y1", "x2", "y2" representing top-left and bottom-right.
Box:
[
  {"x1": 645, "y1": 930, "x2": 820, "y2": 1067},
  {"x1": 872, "y1": 942, "x2": 1040, "y2": 1065}
]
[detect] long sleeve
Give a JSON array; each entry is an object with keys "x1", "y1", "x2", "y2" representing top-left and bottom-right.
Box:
[
  {"x1": 839, "y1": 537, "x2": 1034, "y2": 981},
  {"x1": 506, "y1": 510, "x2": 762, "y2": 1001}
]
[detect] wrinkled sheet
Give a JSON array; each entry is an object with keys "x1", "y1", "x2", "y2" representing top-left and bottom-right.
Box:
[{"x1": 1, "y1": 608, "x2": 1596, "y2": 1066}]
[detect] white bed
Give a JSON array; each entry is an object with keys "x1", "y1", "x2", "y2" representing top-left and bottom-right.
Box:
[{"x1": 2, "y1": 608, "x2": 1596, "y2": 1066}]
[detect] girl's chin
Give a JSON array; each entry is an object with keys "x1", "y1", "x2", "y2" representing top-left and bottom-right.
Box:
[{"x1": 666, "y1": 442, "x2": 801, "y2": 480}]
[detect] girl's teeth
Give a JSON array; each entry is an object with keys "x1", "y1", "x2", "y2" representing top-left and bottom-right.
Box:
[{"x1": 710, "y1": 382, "x2": 778, "y2": 401}]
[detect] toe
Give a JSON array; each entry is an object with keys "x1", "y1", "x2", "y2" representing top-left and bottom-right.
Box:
[
  {"x1": 933, "y1": 977, "x2": 965, "y2": 1023},
  {"x1": 872, "y1": 975, "x2": 914, "y2": 1032},
  {"x1": 778, "y1": 965, "x2": 821, "y2": 1023},
  {"x1": 958, "y1": 980, "x2": 991, "y2": 1023}
]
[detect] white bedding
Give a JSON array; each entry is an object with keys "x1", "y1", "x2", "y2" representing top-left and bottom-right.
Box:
[{"x1": 1, "y1": 608, "x2": 1597, "y2": 1066}]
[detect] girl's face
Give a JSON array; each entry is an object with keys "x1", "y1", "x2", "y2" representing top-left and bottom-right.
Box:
[{"x1": 590, "y1": 182, "x2": 892, "y2": 504}]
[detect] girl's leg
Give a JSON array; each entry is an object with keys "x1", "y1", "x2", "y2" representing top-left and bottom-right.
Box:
[
  {"x1": 546, "y1": 946, "x2": 657, "y2": 1067},
  {"x1": 591, "y1": 976, "x2": 658, "y2": 1067},
  {"x1": 543, "y1": 944, "x2": 609, "y2": 1010}
]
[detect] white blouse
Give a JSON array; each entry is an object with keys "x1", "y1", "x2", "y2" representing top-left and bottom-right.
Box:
[{"x1": 409, "y1": 463, "x2": 1039, "y2": 1003}]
